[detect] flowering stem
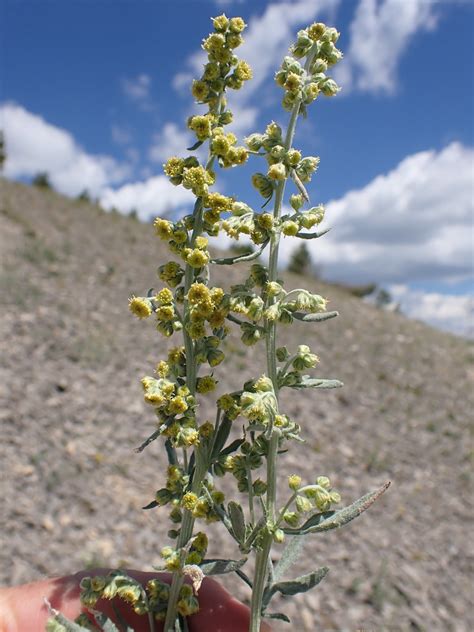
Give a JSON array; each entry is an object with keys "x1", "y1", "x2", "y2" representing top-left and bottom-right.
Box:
[
  {"x1": 163, "y1": 95, "x2": 223, "y2": 631},
  {"x1": 249, "y1": 101, "x2": 301, "y2": 632},
  {"x1": 249, "y1": 41, "x2": 323, "y2": 626}
]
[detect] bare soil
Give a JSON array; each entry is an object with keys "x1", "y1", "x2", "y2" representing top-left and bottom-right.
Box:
[{"x1": 1, "y1": 179, "x2": 473, "y2": 631}]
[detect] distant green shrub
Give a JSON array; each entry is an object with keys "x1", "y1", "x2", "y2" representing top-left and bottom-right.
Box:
[
  {"x1": 77, "y1": 189, "x2": 91, "y2": 202},
  {"x1": 288, "y1": 242, "x2": 312, "y2": 275},
  {"x1": 0, "y1": 131, "x2": 5, "y2": 172},
  {"x1": 32, "y1": 172, "x2": 52, "y2": 189}
]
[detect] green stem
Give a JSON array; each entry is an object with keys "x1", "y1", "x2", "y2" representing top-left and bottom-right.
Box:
[
  {"x1": 164, "y1": 94, "x2": 225, "y2": 632},
  {"x1": 249, "y1": 44, "x2": 319, "y2": 630},
  {"x1": 163, "y1": 454, "x2": 208, "y2": 632},
  {"x1": 249, "y1": 538, "x2": 272, "y2": 631},
  {"x1": 246, "y1": 461, "x2": 255, "y2": 524}
]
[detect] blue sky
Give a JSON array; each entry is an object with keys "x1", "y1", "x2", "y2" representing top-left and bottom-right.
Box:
[{"x1": 1, "y1": 0, "x2": 473, "y2": 335}]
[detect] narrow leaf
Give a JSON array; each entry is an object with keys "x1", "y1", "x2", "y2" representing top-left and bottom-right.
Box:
[
  {"x1": 92, "y1": 613, "x2": 121, "y2": 632},
  {"x1": 199, "y1": 558, "x2": 247, "y2": 576},
  {"x1": 165, "y1": 439, "x2": 178, "y2": 465},
  {"x1": 211, "y1": 415, "x2": 232, "y2": 459},
  {"x1": 219, "y1": 438, "x2": 244, "y2": 457},
  {"x1": 283, "y1": 510, "x2": 335, "y2": 535},
  {"x1": 228, "y1": 501, "x2": 246, "y2": 542},
  {"x1": 264, "y1": 612, "x2": 291, "y2": 623},
  {"x1": 235, "y1": 568, "x2": 253, "y2": 589},
  {"x1": 187, "y1": 139, "x2": 204, "y2": 151},
  {"x1": 142, "y1": 499, "x2": 159, "y2": 510},
  {"x1": 274, "y1": 535, "x2": 307, "y2": 581},
  {"x1": 295, "y1": 228, "x2": 331, "y2": 240},
  {"x1": 269, "y1": 567, "x2": 329, "y2": 599},
  {"x1": 288, "y1": 377, "x2": 343, "y2": 389},
  {"x1": 261, "y1": 195, "x2": 273, "y2": 209},
  {"x1": 290, "y1": 169, "x2": 310, "y2": 202},
  {"x1": 211, "y1": 241, "x2": 268, "y2": 265},
  {"x1": 135, "y1": 429, "x2": 160, "y2": 453},
  {"x1": 45, "y1": 608, "x2": 90, "y2": 632},
  {"x1": 293, "y1": 310, "x2": 339, "y2": 323},
  {"x1": 284, "y1": 482, "x2": 391, "y2": 536}
]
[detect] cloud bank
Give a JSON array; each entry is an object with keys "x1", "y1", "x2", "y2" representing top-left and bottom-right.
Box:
[
  {"x1": 277, "y1": 142, "x2": 473, "y2": 287},
  {"x1": 336, "y1": 0, "x2": 439, "y2": 95},
  {"x1": 1, "y1": 103, "x2": 130, "y2": 197}
]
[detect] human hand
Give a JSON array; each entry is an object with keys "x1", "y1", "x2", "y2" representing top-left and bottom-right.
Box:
[{"x1": 0, "y1": 568, "x2": 272, "y2": 631}]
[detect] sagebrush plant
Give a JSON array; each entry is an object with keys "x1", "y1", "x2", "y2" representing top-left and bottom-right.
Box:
[{"x1": 47, "y1": 14, "x2": 389, "y2": 632}]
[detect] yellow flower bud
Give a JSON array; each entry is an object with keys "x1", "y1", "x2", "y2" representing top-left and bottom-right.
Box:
[
  {"x1": 181, "y1": 492, "x2": 199, "y2": 511},
  {"x1": 191, "y1": 80, "x2": 209, "y2": 102},
  {"x1": 288, "y1": 474, "x2": 302, "y2": 491},
  {"x1": 154, "y1": 218, "x2": 174, "y2": 240},
  {"x1": 196, "y1": 375, "x2": 217, "y2": 394},
  {"x1": 168, "y1": 396, "x2": 188, "y2": 415},
  {"x1": 235, "y1": 60, "x2": 253, "y2": 81},
  {"x1": 281, "y1": 220, "x2": 299, "y2": 236},
  {"x1": 229, "y1": 17, "x2": 246, "y2": 33},
  {"x1": 128, "y1": 296, "x2": 153, "y2": 319},
  {"x1": 268, "y1": 163, "x2": 287, "y2": 181},
  {"x1": 212, "y1": 14, "x2": 229, "y2": 32}
]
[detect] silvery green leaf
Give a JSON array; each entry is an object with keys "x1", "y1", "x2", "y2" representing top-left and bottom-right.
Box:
[
  {"x1": 293, "y1": 310, "x2": 339, "y2": 322},
  {"x1": 199, "y1": 558, "x2": 247, "y2": 575},
  {"x1": 264, "y1": 612, "x2": 291, "y2": 623},
  {"x1": 228, "y1": 501, "x2": 246, "y2": 542},
  {"x1": 264, "y1": 567, "x2": 329, "y2": 605},
  {"x1": 284, "y1": 482, "x2": 390, "y2": 535},
  {"x1": 290, "y1": 168, "x2": 310, "y2": 201},
  {"x1": 92, "y1": 613, "x2": 122, "y2": 632},
  {"x1": 295, "y1": 228, "x2": 331, "y2": 240},
  {"x1": 282, "y1": 510, "x2": 334, "y2": 535},
  {"x1": 46, "y1": 613, "x2": 90, "y2": 632},
  {"x1": 289, "y1": 376, "x2": 343, "y2": 389},
  {"x1": 273, "y1": 535, "x2": 307, "y2": 580}
]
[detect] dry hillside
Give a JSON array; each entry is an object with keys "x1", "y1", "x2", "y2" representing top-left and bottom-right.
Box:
[{"x1": 0, "y1": 178, "x2": 473, "y2": 631}]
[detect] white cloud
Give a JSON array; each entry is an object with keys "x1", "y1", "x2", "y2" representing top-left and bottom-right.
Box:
[
  {"x1": 336, "y1": 0, "x2": 439, "y2": 95},
  {"x1": 214, "y1": 0, "x2": 245, "y2": 6},
  {"x1": 148, "y1": 123, "x2": 193, "y2": 163},
  {"x1": 389, "y1": 285, "x2": 473, "y2": 338},
  {"x1": 121, "y1": 73, "x2": 154, "y2": 110},
  {"x1": 1, "y1": 102, "x2": 130, "y2": 196},
  {"x1": 174, "y1": 0, "x2": 340, "y2": 136},
  {"x1": 100, "y1": 176, "x2": 195, "y2": 222},
  {"x1": 111, "y1": 124, "x2": 132, "y2": 146},
  {"x1": 278, "y1": 142, "x2": 474, "y2": 286}
]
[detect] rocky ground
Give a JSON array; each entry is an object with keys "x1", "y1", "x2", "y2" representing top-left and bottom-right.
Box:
[{"x1": 1, "y1": 178, "x2": 473, "y2": 631}]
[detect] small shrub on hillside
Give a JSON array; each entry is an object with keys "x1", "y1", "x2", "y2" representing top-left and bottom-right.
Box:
[{"x1": 32, "y1": 172, "x2": 52, "y2": 189}]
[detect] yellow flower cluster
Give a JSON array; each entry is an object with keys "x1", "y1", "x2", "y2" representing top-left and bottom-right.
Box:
[
  {"x1": 158, "y1": 261, "x2": 185, "y2": 288},
  {"x1": 211, "y1": 127, "x2": 248, "y2": 168},
  {"x1": 221, "y1": 201, "x2": 273, "y2": 244},
  {"x1": 141, "y1": 376, "x2": 201, "y2": 448},
  {"x1": 179, "y1": 486, "x2": 224, "y2": 523},
  {"x1": 294, "y1": 475, "x2": 341, "y2": 513},
  {"x1": 185, "y1": 282, "x2": 229, "y2": 340},
  {"x1": 202, "y1": 191, "x2": 233, "y2": 234},
  {"x1": 246, "y1": 122, "x2": 320, "y2": 197},
  {"x1": 274, "y1": 22, "x2": 342, "y2": 112}
]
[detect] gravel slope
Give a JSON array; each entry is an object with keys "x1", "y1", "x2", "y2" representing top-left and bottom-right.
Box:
[{"x1": 1, "y1": 179, "x2": 473, "y2": 631}]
